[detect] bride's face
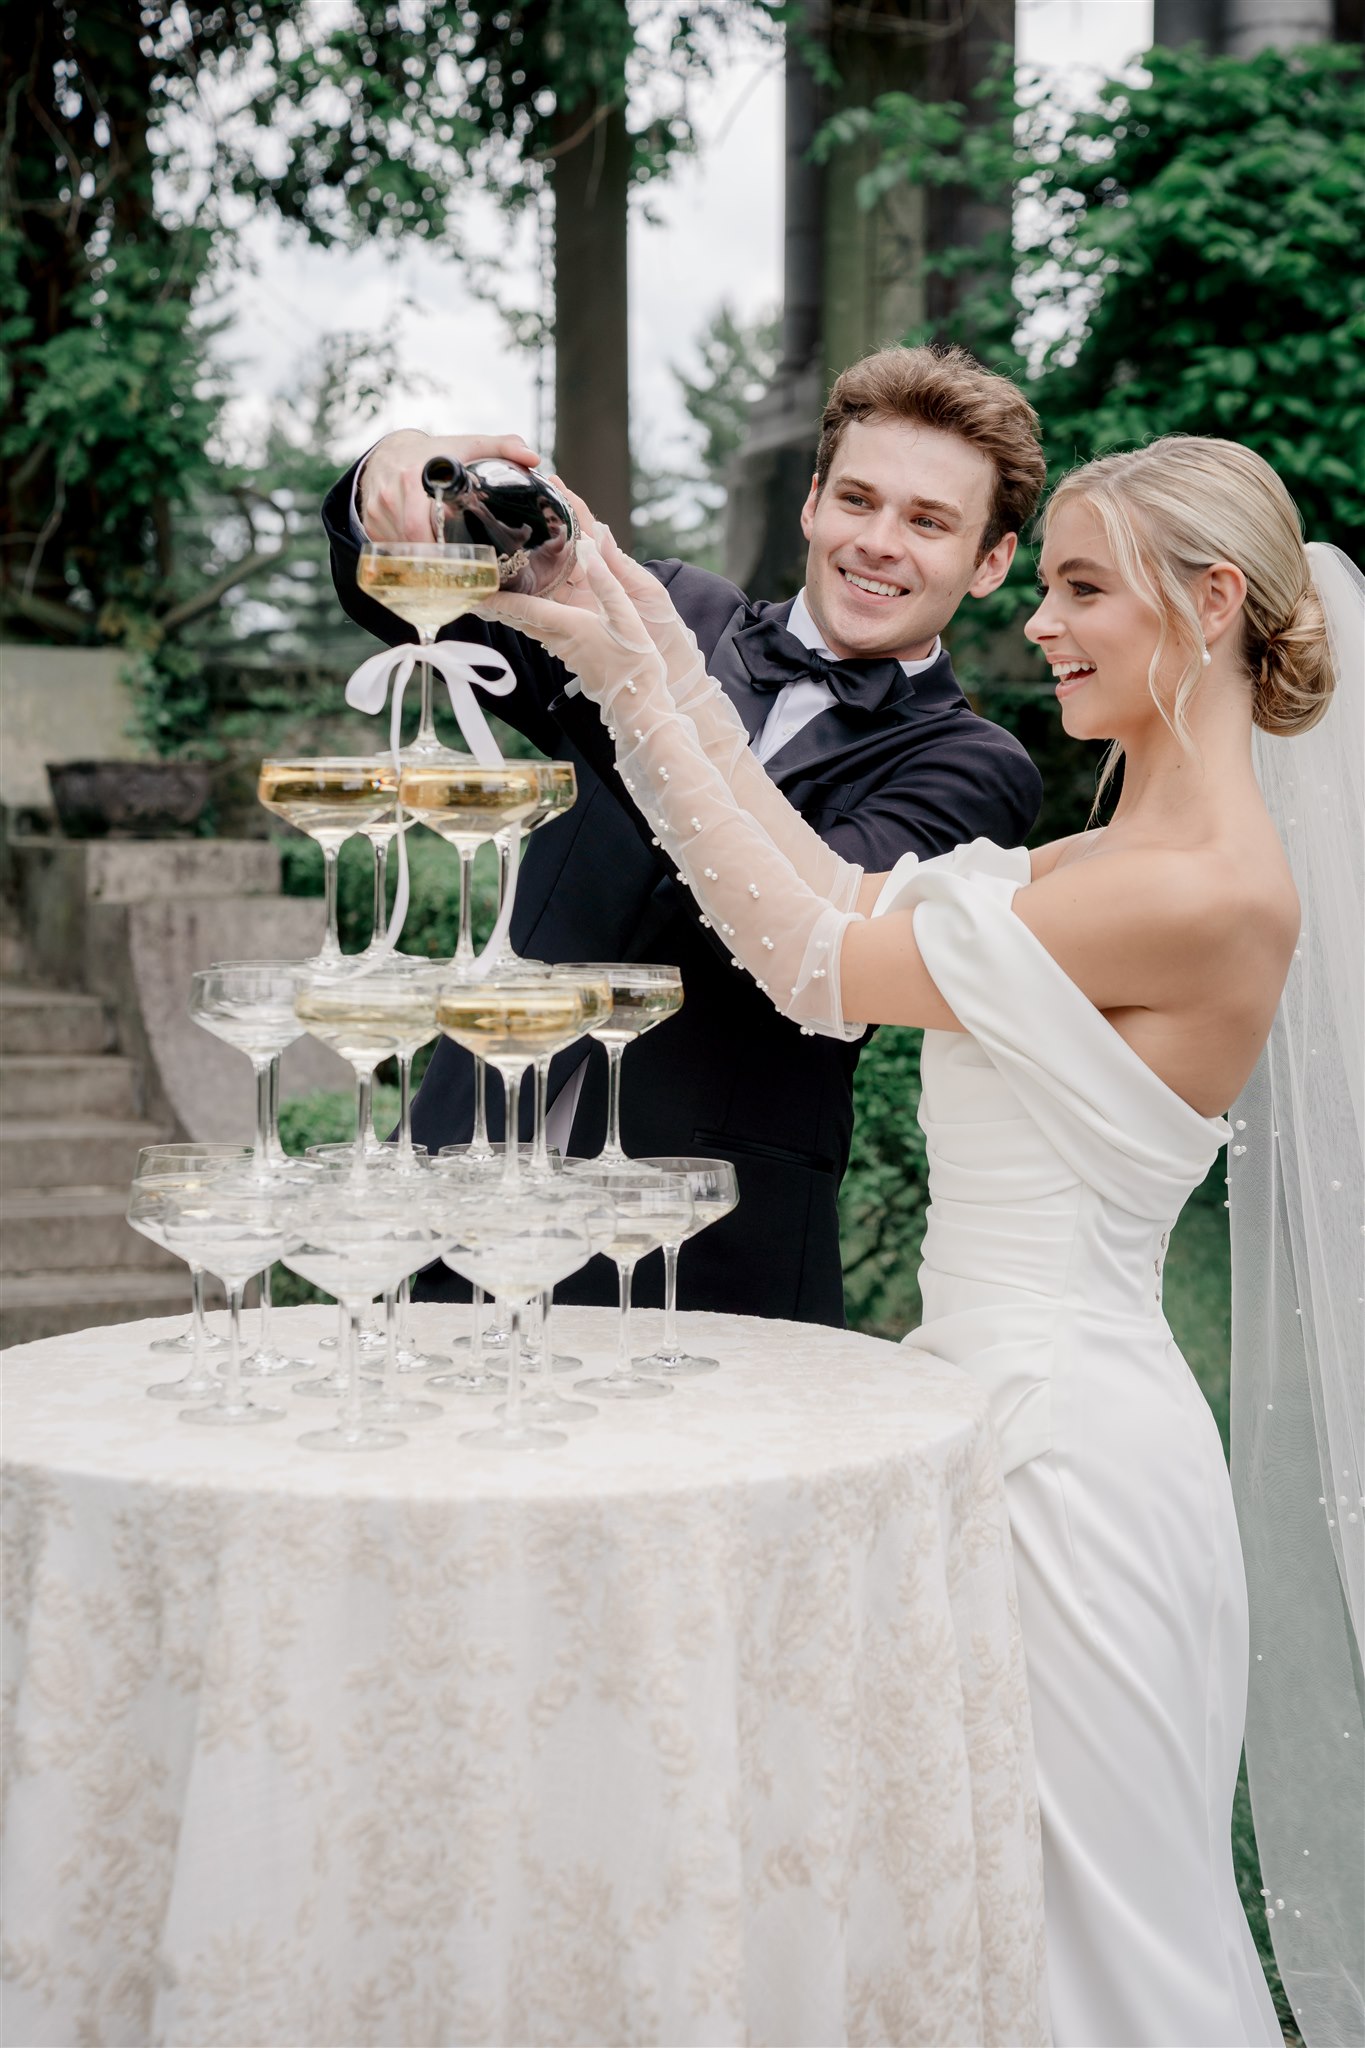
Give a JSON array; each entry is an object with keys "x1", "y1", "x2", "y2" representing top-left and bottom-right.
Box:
[{"x1": 1025, "y1": 503, "x2": 1169, "y2": 742}]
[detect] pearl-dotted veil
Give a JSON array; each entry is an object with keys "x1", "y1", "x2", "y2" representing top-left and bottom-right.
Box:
[{"x1": 1229, "y1": 541, "x2": 1364, "y2": 2046}]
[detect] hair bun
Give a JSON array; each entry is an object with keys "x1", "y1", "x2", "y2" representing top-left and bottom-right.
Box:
[{"x1": 1254, "y1": 578, "x2": 1334, "y2": 737}]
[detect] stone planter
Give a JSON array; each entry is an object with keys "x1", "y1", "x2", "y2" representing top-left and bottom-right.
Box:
[{"x1": 47, "y1": 760, "x2": 212, "y2": 839}]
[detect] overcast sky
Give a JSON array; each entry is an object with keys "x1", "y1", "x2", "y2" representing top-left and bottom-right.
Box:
[{"x1": 217, "y1": 1, "x2": 1153, "y2": 474}]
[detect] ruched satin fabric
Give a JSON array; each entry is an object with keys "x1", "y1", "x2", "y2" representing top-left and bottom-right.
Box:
[{"x1": 875, "y1": 842, "x2": 1283, "y2": 2048}]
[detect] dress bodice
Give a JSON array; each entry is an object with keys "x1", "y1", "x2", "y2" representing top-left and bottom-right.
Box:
[{"x1": 873, "y1": 841, "x2": 1230, "y2": 1469}]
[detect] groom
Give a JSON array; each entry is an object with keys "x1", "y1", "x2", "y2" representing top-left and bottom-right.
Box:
[{"x1": 323, "y1": 344, "x2": 1046, "y2": 1325}]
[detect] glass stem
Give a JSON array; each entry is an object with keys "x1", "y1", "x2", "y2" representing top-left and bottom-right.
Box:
[
  {"x1": 538, "y1": 1289, "x2": 556, "y2": 1389},
  {"x1": 500, "y1": 1066, "x2": 524, "y2": 1189},
  {"x1": 616, "y1": 1257, "x2": 636, "y2": 1381},
  {"x1": 415, "y1": 628, "x2": 438, "y2": 750},
  {"x1": 321, "y1": 843, "x2": 342, "y2": 961},
  {"x1": 190, "y1": 1264, "x2": 210, "y2": 1370},
  {"x1": 504, "y1": 1300, "x2": 524, "y2": 1431},
  {"x1": 532, "y1": 1058, "x2": 550, "y2": 1172},
  {"x1": 340, "y1": 1303, "x2": 365, "y2": 1431},
  {"x1": 604, "y1": 1042, "x2": 625, "y2": 1160},
  {"x1": 455, "y1": 847, "x2": 475, "y2": 967},
  {"x1": 354, "y1": 1065, "x2": 374, "y2": 1174},
  {"x1": 258, "y1": 1263, "x2": 274, "y2": 1355},
  {"x1": 226, "y1": 1284, "x2": 245, "y2": 1409},
  {"x1": 252, "y1": 1057, "x2": 272, "y2": 1168},
  {"x1": 472, "y1": 1058, "x2": 490, "y2": 1153},
  {"x1": 383, "y1": 1289, "x2": 399, "y2": 1404},
  {"x1": 398, "y1": 1053, "x2": 415, "y2": 1163},
  {"x1": 662, "y1": 1241, "x2": 681, "y2": 1356},
  {"x1": 267, "y1": 1055, "x2": 284, "y2": 1163},
  {"x1": 371, "y1": 836, "x2": 390, "y2": 947},
  {"x1": 471, "y1": 1283, "x2": 485, "y2": 1376}
]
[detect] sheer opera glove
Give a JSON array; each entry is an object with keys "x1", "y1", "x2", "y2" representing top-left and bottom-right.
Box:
[{"x1": 480, "y1": 540, "x2": 867, "y2": 1039}]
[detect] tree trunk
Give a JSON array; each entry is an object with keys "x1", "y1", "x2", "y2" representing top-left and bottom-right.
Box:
[
  {"x1": 551, "y1": 97, "x2": 632, "y2": 536},
  {"x1": 923, "y1": 0, "x2": 1015, "y2": 347}
]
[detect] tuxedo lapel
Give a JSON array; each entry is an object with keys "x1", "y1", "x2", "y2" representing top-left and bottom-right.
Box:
[{"x1": 764, "y1": 648, "x2": 964, "y2": 786}]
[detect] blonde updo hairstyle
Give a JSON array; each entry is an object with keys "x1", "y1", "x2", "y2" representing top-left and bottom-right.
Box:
[{"x1": 1044, "y1": 436, "x2": 1335, "y2": 757}]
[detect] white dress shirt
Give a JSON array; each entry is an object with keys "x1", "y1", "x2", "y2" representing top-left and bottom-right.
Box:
[{"x1": 544, "y1": 593, "x2": 942, "y2": 1156}]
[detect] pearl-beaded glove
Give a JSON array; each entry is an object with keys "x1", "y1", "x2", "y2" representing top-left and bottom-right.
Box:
[{"x1": 481, "y1": 539, "x2": 867, "y2": 1039}]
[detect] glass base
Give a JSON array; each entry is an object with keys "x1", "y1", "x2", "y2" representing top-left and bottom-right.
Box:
[
  {"x1": 318, "y1": 1326, "x2": 387, "y2": 1356},
  {"x1": 449, "y1": 1326, "x2": 510, "y2": 1357},
  {"x1": 298, "y1": 1423, "x2": 407, "y2": 1453},
  {"x1": 575, "y1": 1372, "x2": 671, "y2": 1402},
  {"x1": 503, "y1": 1388, "x2": 596, "y2": 1425},
  {"x1": 634, "y1": 1349, "x2": 719, "y2": 1378},
  {"x1": 293, "y1": 1370, "x2": 381, "y2": 1399},
  {"x1": 426, "y1": 1365, "x2": 505, "y2": 1394},
  {"x1": 392, "y1": 1341, "x2": 448, "y2": 1373},
  {"x1": 240, "y1": 1344, "x2": 314, "y2": 1378},
  {"x1": 181, "y1": 1398, "x2": 283, "y2": 1427},
  {"x1": 147, "y1": 1370, "x2": 220, "y2": 1401},
  {"x1": 363, "y1": 1395, "x2": 443, "y2": 1425},
  {"x1": 150, "y1": 1322, "x2": 226, "y2": 1356},
  {"x1": 461, "y1": 1421, "x2": 567, "y2": 1453}
]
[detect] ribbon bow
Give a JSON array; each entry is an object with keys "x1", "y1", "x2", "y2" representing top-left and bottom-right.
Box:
[
  {"x1": 345, "y1": 638, "x2": 518, "y2": 764},
  {"x1": 733, "y1": 615, "x2": 909, "y2": 719}
]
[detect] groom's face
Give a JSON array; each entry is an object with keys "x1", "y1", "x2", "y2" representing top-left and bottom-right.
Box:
[{"x1": 799, "y1": 418, "x2": 1016, "y2": 662}]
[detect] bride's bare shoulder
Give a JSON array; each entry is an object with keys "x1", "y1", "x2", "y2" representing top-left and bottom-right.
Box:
[{"x1": 1029, "y1": 830, "x2": 1106, "y2": 881}]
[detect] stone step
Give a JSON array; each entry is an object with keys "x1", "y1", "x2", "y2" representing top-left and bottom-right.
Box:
[
  {"x1": 0, "y1": 1117, "x2": 168, "y2": 1188},
  {"x1": 0, "y1": 1186, "x2": 177, "y2": 1274},
  {"x1": 0, "y1": 1053, "x2": 139, "y2": 1121},
  {"x1": 0, "y1": 1267, "x2": 194, "y2": 1349},
  {"x1": 0, "y1": 983, "x2": 112, "y2": 1057}
]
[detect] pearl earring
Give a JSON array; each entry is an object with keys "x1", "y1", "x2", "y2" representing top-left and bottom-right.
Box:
[{"x1": 1201, "y1": 647, "x2": 1212, "y2": 667}]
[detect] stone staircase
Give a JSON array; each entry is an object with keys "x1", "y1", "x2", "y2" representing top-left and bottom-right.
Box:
[{"x1": 0, "y1": 980, "x2": 186, "y2": 1346}]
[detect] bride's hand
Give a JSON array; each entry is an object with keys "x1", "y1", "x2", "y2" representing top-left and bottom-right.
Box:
[{"x1": 474, "y1": 535, "x2": 661, "y2": 701}]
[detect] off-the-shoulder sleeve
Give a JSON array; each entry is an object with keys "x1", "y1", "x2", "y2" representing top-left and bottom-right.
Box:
[{"x1": 875, "y1": 839, "x2": 1228, "y2": 1215}]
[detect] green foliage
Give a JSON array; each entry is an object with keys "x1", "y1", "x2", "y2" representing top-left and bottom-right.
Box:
[
  {"x1": 633, "y1": 303, "x2": 780, "y2": 567},
  {"x1": 824, "y1": 40, "x2": 1365, "y2": 566},
  {"x1": 839, "y1": 1028, "x2": 930, "y2": 1338}
]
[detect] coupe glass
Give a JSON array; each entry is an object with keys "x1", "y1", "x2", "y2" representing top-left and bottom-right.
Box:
[
  {"x1": 293, "y1": 968, "x2": 438, "y2": 1178},
  {"x1": 443, "y1": 1189, "x2": 596, "y2": 1452},
  {"x1": 281, "y1": 1188, "x2": 453, "y2": 1452},
  {"x1": 529, "y1": 968, "x2": 612, "y2": 1174},
  {"x1": 189, "y1": 959, "x2": 314, "y2": 1378},
  {"x1": 435, "y1": 980, "x2": 589, "y2": 1190},
  {"x1": 258, "y1": 757, "x2": 398, "y2": 969},
  {"x1": 356, "y1": 539, "x2": 499, "y2": 760},
  {"x1": 560, "y1": 964, "x2": 684, "y2": 1163},
  {"x1": 478, "y1": 760, "x2": 579, "y2": 977},
  {"x1": 160, "y1": 1187, "x2": 291, "y2": 1426},
  {"x1": 631, "y1": 1157, "x2": 738, "y2": 1376},
  {"x1": 398, "y1": 758, "x2": 544, "y2": 974},
  {"x1": 127, "y1": 1143, "x2": 251, "y2": 1396},
  {"x1": 566, "y1": 1168, "x2": 694, "y2": 1401}
]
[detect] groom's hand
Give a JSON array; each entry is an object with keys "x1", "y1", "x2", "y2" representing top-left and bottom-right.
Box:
[{"x1": 357, "y1": 430, "x2": 541, "y2": 541}]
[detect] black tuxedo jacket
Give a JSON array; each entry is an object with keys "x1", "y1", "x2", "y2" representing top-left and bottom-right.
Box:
[{"x1": 324, "y1": 467, "x2": 1042, "y2": 1324}]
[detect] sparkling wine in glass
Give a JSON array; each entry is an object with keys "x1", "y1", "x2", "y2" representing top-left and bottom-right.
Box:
[
  {"x1": 566, "y1": 1169, "x2": 694, "y2": 1401},
  {"x1": 128, "y1": 1144, "x2": 251, "y2": 1397},
  {"x1": 294, "y1": 969, "x2": 439, "y2": 1178},
  {"x1": 258, "y1": 757, "x2": 398, "y2": 969},
  {"x1": 356, "y1": 540, "x2": 500, "y2": 760},
  {"x1": 399, "y1": 759, "x2": 545, "y2": 975},
  {"x1": 631, "y1": 1157, "x2": 738, "y2": 1376},
  {"x1": 435, "y1": 980, "x2": 589, "y2": 1190},
  {"x1": 561, "y1": 964, "x2": 684, "y2": 1163}
]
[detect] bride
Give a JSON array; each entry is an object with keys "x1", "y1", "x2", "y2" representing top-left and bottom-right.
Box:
[{"x1": 478, "y1": 435, "x2": 1360, "y2": 2047}]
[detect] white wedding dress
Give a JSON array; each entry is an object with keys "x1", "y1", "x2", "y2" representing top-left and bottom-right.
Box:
[{"x1": 876, "y1": 840, "x2": 1283, "y2": 2048}]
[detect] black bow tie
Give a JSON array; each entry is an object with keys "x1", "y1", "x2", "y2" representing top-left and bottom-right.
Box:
[{"x1": 733, "y1": 614, "x2": 908, "y2": 719}]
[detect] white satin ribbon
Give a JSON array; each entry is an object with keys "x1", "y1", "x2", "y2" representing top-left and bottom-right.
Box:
[
  {"x1": 344, "y1": 640, "x2": 517, "y2": 766},
  {"x1": 341, "y1": 638, "x2": 518, "y2": 968}
]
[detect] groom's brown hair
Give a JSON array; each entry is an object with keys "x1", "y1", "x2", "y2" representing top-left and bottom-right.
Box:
[{"x1": 816, "y1": 344, "x2": 1046, "y2": 554}]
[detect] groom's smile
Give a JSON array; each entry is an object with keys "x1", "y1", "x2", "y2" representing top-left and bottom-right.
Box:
[{"x1": 800, "y1": 418, "x2": 1016, "y2": 663}]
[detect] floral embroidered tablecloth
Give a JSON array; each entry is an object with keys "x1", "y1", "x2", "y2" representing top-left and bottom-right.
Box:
[{"x1": 2, "y1": 1304, "x2": 1047, "y2": 2047}]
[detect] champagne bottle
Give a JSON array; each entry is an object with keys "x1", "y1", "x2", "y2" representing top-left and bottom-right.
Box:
[{"x1": 421, "y1": 456, "x2": 577, "y2": 595}]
